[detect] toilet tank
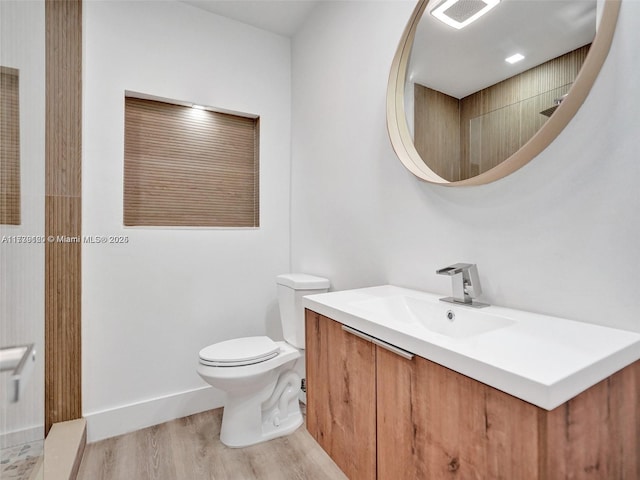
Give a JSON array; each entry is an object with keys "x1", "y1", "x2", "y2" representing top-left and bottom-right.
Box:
[{"x1": 276, "y1": 274, "x2": 330, "y2": 349}]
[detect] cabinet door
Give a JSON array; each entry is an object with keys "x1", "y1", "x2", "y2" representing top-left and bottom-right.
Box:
[
  {"x1": 305, "y1": 311, "x2": 377, "y2": 480},
  {"x1": 542, "y1": 360, "x2": 640, "y2": 479},
  {"x1": 376, "y1": 348, "x2": 540, "y2": 480}
]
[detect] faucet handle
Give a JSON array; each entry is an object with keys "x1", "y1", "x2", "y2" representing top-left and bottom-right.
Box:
[{"x1": 436, "y1": 263, "x2": 475, "y2": 276}]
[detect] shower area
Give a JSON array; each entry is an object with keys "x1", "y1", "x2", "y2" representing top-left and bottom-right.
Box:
[{"x1": 1, "y1": 1, "x2": 46, "y2": 479}]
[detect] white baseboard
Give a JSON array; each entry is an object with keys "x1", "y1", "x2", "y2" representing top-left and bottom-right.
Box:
[
  {"x1": 0, "y1": 424, "x2": 44, "y2": 450},
  {"x1": 84, "y1": 386, "x2": 224, "y2": 443}
]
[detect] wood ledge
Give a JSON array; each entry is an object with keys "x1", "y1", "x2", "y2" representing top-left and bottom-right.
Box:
[{"x1": 32, "y1": 418, "x2": 86, "y2": 480}]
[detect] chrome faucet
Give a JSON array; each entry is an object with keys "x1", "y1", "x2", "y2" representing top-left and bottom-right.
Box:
[{"x1": 436, "y1": 263, "x2": 488, "y2": 308}]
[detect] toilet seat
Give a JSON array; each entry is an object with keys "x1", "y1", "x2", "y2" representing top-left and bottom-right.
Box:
[
  {"x1": 199, "y1": 336, "x2": 280, "y2": 367},
  {"x1": 198, "y1": 341, "x2": 301, "y2": 382}
]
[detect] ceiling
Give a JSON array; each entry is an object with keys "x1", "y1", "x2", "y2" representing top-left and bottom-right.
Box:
[
  {"x1": 410, "y1": 0, "x2": 597, "y2": 98},
  {"x1": 181, "y1": 0, "x2": 320, "y2": 37},
  {"x1": 181, "y1": 0, "x2": 596, "y2": 98}
]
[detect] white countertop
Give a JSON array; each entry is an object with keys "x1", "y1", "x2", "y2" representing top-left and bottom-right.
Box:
[{"x1": 303, "y1": 285, "x2": 640, "y2": 410}]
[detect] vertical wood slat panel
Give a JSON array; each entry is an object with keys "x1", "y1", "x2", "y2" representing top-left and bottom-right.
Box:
[
  {"x1": 45, "y1": 0, "x2": 82, "y2": 197},
  {"x1": 413, "y1": 45, "x2": 590, "y2": 180},
  {"x1": 45, "y1": 0, "x2": 82, "y2": 434},
  {"x1": 414, "y1": 84, "x2": 461, "y2": 182},
  {"x1": 460, "y1": 45, "x2": 590, "y2": 175},
  {"x1": 0, "y1": 67, "x2": 20, "y2": 225},
  {"x1": 124, "y1": 97, "x2": 259, "y2": 227}
]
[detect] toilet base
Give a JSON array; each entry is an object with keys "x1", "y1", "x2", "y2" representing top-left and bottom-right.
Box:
[
  {"x1": 220, "y1": 409, "x2": 303, "y2": 449},
  {"x1": 219, "y1": 367, "x2": 303, "y2": 448}
]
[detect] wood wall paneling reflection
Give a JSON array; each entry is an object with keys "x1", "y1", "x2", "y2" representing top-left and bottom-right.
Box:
[
  {"x1": 414, "y1": 85, "x2": 461, "y2": 182},
  {"x1": 0, "y1": 67, "x2": 20, "y2": 225},
  {"x1": 45, "y1": 0, "x2": 82, "y2": 433},
  {"x1": 461, "y1": 45, "x2": 589, "y2": 177},
  {"x1": 414, "y1": 45, "x2": 589, "y2": 180}
]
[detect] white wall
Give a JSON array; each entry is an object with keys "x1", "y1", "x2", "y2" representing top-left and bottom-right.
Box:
[
  {"x1": 0, "y1": 0, "x2": 45, "y2": 448},
  {"x1": 83, "y1": 0, "x2": 640, "y2": 442},
  {"x1": 291, "y1": 0, "x2": 640, "y2": 333},
  {"x1": 83, "y1": 1, "x2": 291, "y2": 441}
]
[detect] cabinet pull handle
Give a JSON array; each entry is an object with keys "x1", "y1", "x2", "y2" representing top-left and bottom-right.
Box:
[{"x1": 342, "y1": 325, "x2": 414, "y2": 360}]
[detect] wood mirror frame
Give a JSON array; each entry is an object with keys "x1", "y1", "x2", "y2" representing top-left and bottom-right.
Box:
[{"x1": 387, "y1": 0, "x2": 621, "y2": 186}]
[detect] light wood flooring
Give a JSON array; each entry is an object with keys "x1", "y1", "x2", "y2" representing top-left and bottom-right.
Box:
[{"x1": 77, "y1": 408, "x2": 347, "y2": 480}]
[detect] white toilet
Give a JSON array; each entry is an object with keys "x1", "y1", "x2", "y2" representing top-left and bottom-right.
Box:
[{"x1": 196, "y1": 273, "x2": 329, "y2": 448}]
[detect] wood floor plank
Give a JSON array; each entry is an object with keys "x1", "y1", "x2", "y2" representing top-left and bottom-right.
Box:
[{"x1": 77, "y1": 408, "x2": 347, "y2": 480}]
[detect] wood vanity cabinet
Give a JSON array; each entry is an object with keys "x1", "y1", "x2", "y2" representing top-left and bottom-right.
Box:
[
  {"x1": 305, "y1": 309, "x2": 377, "y2": 480},
  {"x1": 305, "y1": 309, "x2": 640, "y2": 480}
]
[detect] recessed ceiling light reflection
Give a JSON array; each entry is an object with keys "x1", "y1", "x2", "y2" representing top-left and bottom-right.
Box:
[
  {"x1": 505, "y1": 53, "x2": 525, "y2": 64},
  {"x1": 430, "y1": 0, "x2": 500, "y2": 30}
]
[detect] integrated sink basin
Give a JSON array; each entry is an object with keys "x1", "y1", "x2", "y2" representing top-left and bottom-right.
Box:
[
  {"x1": 303, "y1": 285, "x2": 640, "y2": 410},
  {"x1": 351, "y1": 295, "x2": 515, "y2": 339}
]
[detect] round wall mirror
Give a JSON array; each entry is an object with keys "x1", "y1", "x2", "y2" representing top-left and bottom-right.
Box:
[{"x1": 387, "y1": 0, "x2": 620, "y2": 186}]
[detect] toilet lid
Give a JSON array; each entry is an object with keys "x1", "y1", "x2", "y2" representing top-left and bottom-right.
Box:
[{"x1": 199, "y1": 336, "x2": 280, "y2": 367}]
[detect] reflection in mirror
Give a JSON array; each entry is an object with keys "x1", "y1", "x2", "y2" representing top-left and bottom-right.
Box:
[
  {"x1": 408, "y1": 0, "x2": 594, "y2": 182},
  {"x1": 387, "y1": 0, "x2": 621, "y2": 186},
  {"x1": 0, "y1": 66, "x2": 20, "y2": 224},
  {"x1": 1, "y1": 0, "x2": 45, "y2": 473}
]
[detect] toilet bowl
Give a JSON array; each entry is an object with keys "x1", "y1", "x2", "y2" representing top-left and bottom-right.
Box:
[{"x1": 196, "y1": 273, "x2": 329, "y2": 448}]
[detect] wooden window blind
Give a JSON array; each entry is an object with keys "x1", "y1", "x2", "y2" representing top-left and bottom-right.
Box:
[
  {"x1": 124, "y1": 96, "x2": 259, "y2": 227},
  {"x1": 1, "y1": 66, "x2": 20, "y2": 225}
]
